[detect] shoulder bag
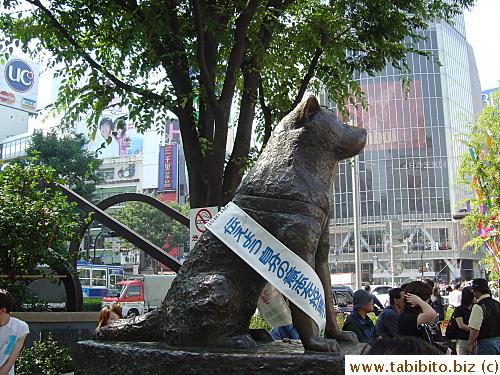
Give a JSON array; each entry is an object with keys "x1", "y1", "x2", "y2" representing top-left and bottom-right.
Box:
[{"x1": 445, "y1": 311, "x2": 459, "y2": 340}]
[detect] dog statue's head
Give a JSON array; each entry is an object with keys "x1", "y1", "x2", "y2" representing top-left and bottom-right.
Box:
[{"x1": 277, "y1": 95, "x2": 367, "y2": 161}]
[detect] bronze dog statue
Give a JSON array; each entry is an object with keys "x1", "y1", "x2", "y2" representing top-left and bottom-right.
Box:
[{"x1": 96, "y1": 95, "x2": 366, "y2": 352}]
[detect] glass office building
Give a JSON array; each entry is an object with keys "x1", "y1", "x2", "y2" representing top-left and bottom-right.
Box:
[{"x1": 321, "y1": 16, "x2": 484, "y2": 284}]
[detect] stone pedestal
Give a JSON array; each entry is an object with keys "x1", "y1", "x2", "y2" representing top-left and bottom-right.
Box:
[{"x1": 75, "y1": 340, "x2": 367, "y2": 375}]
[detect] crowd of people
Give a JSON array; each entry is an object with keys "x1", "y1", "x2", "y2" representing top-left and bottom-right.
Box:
[
  {"x1": 92, "y1": 277, "x2": 499, "y2": 356},
  {"x1": 342, "y1": 278, "x2": 500, "y2": 355},
  {"x1": 1, "y1": 277, "x2": 498, "y2": 373}
]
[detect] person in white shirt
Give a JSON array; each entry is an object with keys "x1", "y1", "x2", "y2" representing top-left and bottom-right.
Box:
[
  {"x1": 87, "y1": 117, "x2": 120, "y2": 158},
  {"x1": 448, "y1": 283, "x2": 462, "y2": 308},
  {"x1": 0, "y1": 290, "x2": 29, "y2": 375},
  {"x1": 466, "y1": 278, "x2": 500, "y2": 355}
]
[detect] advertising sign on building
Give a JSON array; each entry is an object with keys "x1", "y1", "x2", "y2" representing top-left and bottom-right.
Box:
[
  {"x1": 76, "y1": 114, "x2": 145, "y2": 159},
  {"x1": 340, "y1": 80, "x2": 426, "y2": 151},
  {"x1": 158, "y1": 144, "x2": 178, "y2": 191},
  {"x1": 0, "y1": 56, "x2": 40, "y2": 114},
  {"x1": 482, "y1": 88, "x2": 499, "y2": 107},
  {"x1": 97, "y1": 162, "x2": 140, "y2": 186}
]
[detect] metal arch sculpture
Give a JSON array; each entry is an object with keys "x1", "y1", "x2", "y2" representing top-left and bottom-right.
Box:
[
  {"x1": 52, "y1": 185, "x2": 187, "y2": 311},
  {"x1": 98, "y1": 193, "x2": 189, "y2": 227},
  {"x1": 68, "y1": 192, "x2": 189, "y2": 257}
]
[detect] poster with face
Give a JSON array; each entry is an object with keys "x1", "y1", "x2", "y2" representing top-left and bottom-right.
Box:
[{"x1": 79, "y1": 114, "x2": 144, "y2": 159}]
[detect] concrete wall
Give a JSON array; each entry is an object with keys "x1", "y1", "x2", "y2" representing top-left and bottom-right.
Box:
[{"x1": 11, "y1": 312, "x2": 99, "y2": 356}]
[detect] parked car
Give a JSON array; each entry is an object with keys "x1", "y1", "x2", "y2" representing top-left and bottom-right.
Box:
[
  {"x1": 331, "y1": 285, "x2": 353, "y2": 314},
  {"x1": 370, "y1": 285, "x2": 392, "y2": 307}
]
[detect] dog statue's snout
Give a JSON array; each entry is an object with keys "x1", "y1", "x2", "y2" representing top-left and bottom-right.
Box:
[{"x1": 337, "y1": 124, "x2": 367, "y2": 159}]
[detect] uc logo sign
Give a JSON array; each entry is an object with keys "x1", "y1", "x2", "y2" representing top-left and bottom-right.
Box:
[{"x1": 4, "y1": 59, "x2": 35, "y2": 93}]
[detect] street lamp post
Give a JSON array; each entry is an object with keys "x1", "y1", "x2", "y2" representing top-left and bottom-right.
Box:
[
  {"x1": 93, "y1": 231, "x2": 102, "y2": 264},
  {"x1": 85, "y1": 226, "x2": 91, "y2": 263},
  {"x1": 420, "y1": 246, "x2": 425, "y2": 281},
  {"x1": 352, "y1": 155, "x2": 362, "y2": 291},
  {"x1": 389, "y1": 220, "x2": 394, "y2": 287},
  {"x1": 385, "y1": 218, "x2": 402, "y2": 286}
]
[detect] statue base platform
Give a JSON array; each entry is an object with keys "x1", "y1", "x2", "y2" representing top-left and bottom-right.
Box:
[{"x1": 75, "y1": 339, "x2": 367, "y2": 375}]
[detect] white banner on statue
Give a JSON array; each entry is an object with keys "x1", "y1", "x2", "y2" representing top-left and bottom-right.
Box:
[
  {"x1": 205, "y1": 202, "x2": 326, "y2": 330},
  {"x1": 257, "y1": 283, "x2": 293, "y2": 328}
]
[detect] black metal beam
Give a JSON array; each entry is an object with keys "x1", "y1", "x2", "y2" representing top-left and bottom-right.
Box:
[
  {"x1": 43, "y1": 184, "x2": 189, "y2": 311},
  {"x1": 54, "y1": 184, "x2": 183, "y2": 273},
  {"x1": 97, "y1": 193, "x2": 189, "y2": 227},
  {"x1": 55, "y1": 261, "x2": 83, "y2": 312}
]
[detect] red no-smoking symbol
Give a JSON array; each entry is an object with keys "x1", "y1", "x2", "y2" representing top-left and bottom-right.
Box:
[{"x1": 195, "y1": 209, "x2": 212, "y2": 233}]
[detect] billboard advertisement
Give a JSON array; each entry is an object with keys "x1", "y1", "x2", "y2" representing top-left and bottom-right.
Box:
[
  {"x1": 76, "y1": 114, "x2": 144, "y2": 159},
  {"x1": 340, "y1": 80, "x2": 426, "y2": 151},
  {"x1": 158, "y1": 144, "x2": 178, "y2": 192},
  {"x1": 0, "y1": 55, "x2": 40, "y2": 113}
]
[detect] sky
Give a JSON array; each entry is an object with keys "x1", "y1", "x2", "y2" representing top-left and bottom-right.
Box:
[{"x1": 463, "y1": 0, "x2": 500, "y2": 91}]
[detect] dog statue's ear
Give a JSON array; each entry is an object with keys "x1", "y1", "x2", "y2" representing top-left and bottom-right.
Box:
[{"x1": 290, "y1": 95, "x2": 321, "y2": 127}]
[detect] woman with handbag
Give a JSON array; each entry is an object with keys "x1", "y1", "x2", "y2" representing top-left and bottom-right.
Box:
[{"x1": 454, "y1": 287, "x2": 476, "y2": 355}]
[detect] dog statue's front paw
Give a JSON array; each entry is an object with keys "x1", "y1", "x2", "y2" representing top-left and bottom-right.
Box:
[
  {"x1": 331, "y1": 330, "x2": 358, "y2": 343},
  {"x1": 303, "y1": 336, "x2": 340, "y2": 352}
]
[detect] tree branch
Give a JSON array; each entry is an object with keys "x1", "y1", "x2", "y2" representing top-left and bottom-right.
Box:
[
  {"x1": 193, "y1": 0, "x2": 220, "y2": 115},
  {"x1": 26, "y1": 0, "x2": 167, "y2": 104},
  {"x1": 258, "y1": 79, "x2": 273, "y2": 146},
  {"x1": 221, "y1": 0, "x2": 293, "y2": 196},
  {"x1": 159, "y1": 2, "x2": 195, "y2": 111},
  {"x1": 221, "y1": 67, "x2": 259, "y2": 203},
  {"x1": 111, "y1": 0, "x2": 138, "y2": 12},
  {"x1": 291, "y1": 46, "x2": 324, "y2": 110},
  {"x1": 219, "y1": 0, "x2": 260, "y2": 110},
  {"x1": 248, "y1": 0, "x2": 292, "y2": 146}
]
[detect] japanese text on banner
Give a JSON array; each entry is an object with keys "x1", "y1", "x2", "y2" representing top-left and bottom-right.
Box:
[{"x1": 205, "y1": 202, "x2": 326, "y2": 330}]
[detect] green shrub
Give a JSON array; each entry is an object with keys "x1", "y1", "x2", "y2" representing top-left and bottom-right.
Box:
[
  {"x1": 251, "y1": 312, "x2": 352, "y2": 334},
  {"x1": 250, "y1": 314, "x2": 270, "y2": 330},
  {"x1": 16, "y1": 333, "x2": 73, "y2": 375},
  {"x1": 82, "y1": 298, "x2": 102, "y2": 312},
  {"x1": 336, "y1": 312, "x2": 347, "y2": 328}
]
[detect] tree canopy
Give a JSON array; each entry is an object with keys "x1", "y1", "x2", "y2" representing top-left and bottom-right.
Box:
[
  {"x1": 116, "y1": 199, "x2": 189, "y2": 257},
  {"x1": 11, "y1": 130, "x2": 103, "y2": 202},
  {"x1": 0, "y1": 161, "x2": 82, "y2": 310},
  {"x1": 457, "y1": 89, "x2": 500, "y2": 280},
  {"x1": 0, "y1": 0, "x2": 474, "y2": 208}
]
